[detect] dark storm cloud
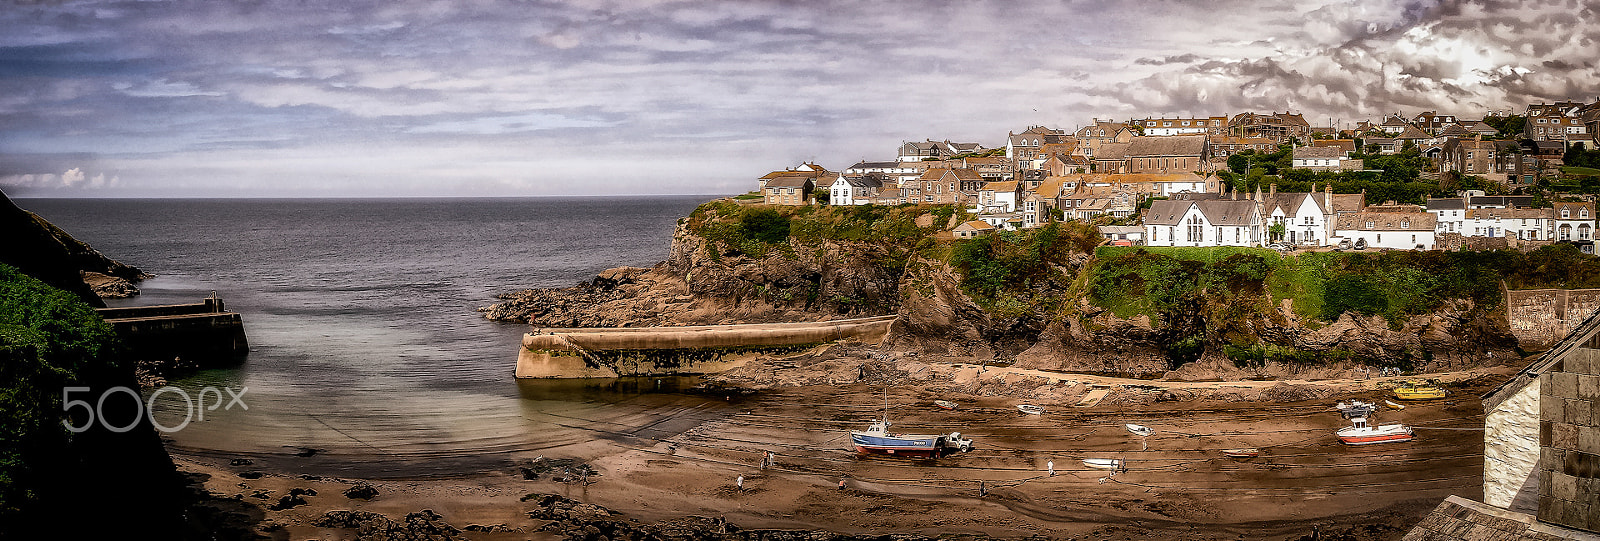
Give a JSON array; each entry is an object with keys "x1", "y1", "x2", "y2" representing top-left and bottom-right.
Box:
[{"x1": 0, "y1": 0, "x2": 1592, "y2": 196}]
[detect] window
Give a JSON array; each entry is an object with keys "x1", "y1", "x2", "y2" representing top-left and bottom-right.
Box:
[
  {"x1": 1401, "y1": 220, "x2": 1410, "y2": 229},
  {"x1": 1585, "y1": 209, "x2": 1591, "y2": 218},
  {"x1": 1563, "y1": 209, "x2": 1571, "y2": 218},
  {"x1": 1366, "y1": 221, "x2": 1374, "y2": 229}
]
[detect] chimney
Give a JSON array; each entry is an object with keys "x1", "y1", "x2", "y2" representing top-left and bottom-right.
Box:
[
  {"x1": 1325, "y1": 183, "x2": 1332, "y2": 203},
  {"x1": 1270, "y1": 184, "x2": 1276, "y2": 197}
]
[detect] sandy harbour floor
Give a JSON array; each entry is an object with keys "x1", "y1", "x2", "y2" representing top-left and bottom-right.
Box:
[{"x1": 177, "y1": 362, "x2": 1516, "y2": 540}]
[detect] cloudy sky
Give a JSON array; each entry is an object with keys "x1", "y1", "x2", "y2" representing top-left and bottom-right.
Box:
[{"x1": 1, "y1": 0, "x2": 1596, "y2": 197}]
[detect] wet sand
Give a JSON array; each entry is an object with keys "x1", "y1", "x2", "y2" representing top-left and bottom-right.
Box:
[{"x1": 177, "y1": 363, "x2": 1508, "y2": 540}]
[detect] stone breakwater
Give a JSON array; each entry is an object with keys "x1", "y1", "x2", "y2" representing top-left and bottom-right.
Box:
[{"x1": 516, "y1": 316, "x2": 897, "y2": 378}]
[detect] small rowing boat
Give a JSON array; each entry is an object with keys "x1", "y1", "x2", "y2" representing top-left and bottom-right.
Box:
[
  {"x1": 1125, "y1": 423, "x2": 1152, "y2": 437},
  {"x1": 933, "y1": 400, "x2": 958, "y2": 410},
  {"x1": 1384, "y1": 400, "x2": 1405, "y2": 410},
  {"x1": 1083, "y1": 458, "x2": 1122, "y2": 470},
  {"x1": 1336, "y1": 417, "x2": 1414, "y2": 445},
  {"x1": 1017, "y1": 404, "x2": 1044, "y2": 415},
  {"x1": 1221, "y1": 448, "x2": 1260, "y2": 458}
]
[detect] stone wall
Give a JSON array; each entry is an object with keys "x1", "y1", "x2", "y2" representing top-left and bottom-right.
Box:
[
  {"x1": 1484, "y1": 376, "x2": 1542, "y2": 512},
  {"x1": 1538, "y1": 346, "x2": 1600, "y2": 532},
  {"x1": 1506, "y1": 288, "x2": 1600, "y2": 350}
]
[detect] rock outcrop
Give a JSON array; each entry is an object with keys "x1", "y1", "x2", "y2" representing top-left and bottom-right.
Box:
[{"x1": 0, "y1": 190, "x2": 149, "y2": 304}]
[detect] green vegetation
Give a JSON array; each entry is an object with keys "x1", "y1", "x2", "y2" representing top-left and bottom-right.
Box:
[
  {"x1": 733, "y1": 192, "x2": 764, "y2": 200},
  {"x1": 946, "y1": 222, "x2": 1101, "y2": 315},
  {"x1": 1565, "y1": 166, "x2": 1600, "y2": 176},
  {"x1": 0, "y1": 264, "x2": 118, "y2": 522},
  {"x1": 687, "y1": 200, "x2": 937, "y2": 263},
  {"x1": 1088, "y1": 244, "x2": 1600, "y2": 328},
  {"x1": 1218, "y1": 146, "x2": 1440, "y2": 204}
]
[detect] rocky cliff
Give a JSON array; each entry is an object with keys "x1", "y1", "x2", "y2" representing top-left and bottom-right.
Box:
[
  {"x1": 485, "y1": 200, "x2": 1528, "y2": 379},
  {"x1": 0, "y1": 191, "x2": 149, "y2": 304}
]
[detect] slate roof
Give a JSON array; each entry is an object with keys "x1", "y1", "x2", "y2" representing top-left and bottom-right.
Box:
[
  {"x1": 1397, "y1": 125, "x2": 1433, "y2": 140},
  {"x1": 1470, "y1": 196, "x2": 1536, "y2": 208},
  {"x1": 1311, "y1": 139, "x2": 1358, "y2": 152},
  {"x1": 1464, "y1": 208, "x2": 1553, "y2": 220},
  {"x1": 1401, "y1": 495, "x2": 1600, "y2": 541},
  {"x1": 1260, "y1": 192, "x2": 1324, "y2": 216},
  {"x1": 1125, "y1": 135, "x2": 1207, "y2": 157},
  {"x1": 1330, "y1": 193, "x2": 1366, "y2": 213},
  {"x1": 1095, "y1": 142, "x2": 1132, "y2": 160},
  {"x1": 1142, "y1": 199, "x2": 1194, "y2": 226},
  {"x1": 1440, "y1": 124, "x2": 1471, "y2": 137},
  {"x1": 764, "y1": 176, "x2": 814, "y2": 189},
  {"x1": 1335, "y1": 211, "x2": 1436, "y2": 231},
  {"x1": 1197, "y1": 199, "x2": 1260, "y2": 226},
  {"x1": 981, "y1": 181, "x2": 1019, "y2": 192},
  {"x1": 848, "y1": 161, "x2": 902, "y2": 170},
  {"x1": 841, "y1": 176, "x2": 883, "y2": 188},
  {"x1": 1427, "y1": 198, "x2": 1466, "y2": 211},
  {"x1": 1294, "y1": 146, "x2": 1348, "y2": 160},
  {"x1": 1462, "y1": 121, "x2": 1501, "y2": 136}
]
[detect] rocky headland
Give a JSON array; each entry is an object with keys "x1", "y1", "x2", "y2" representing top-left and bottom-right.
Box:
[{"x1": 482, "y1": 199, "x2": 1572, "y2": 382}]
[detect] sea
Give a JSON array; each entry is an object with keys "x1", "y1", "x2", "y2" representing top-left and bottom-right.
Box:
[{"x1": 19, "y1": 196, "x2": 730, "y2": 477}]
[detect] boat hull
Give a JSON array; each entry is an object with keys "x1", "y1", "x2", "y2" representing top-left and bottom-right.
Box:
[
  {"x1": 1393, "y1": 389, "x2": 1445, "y2": 400},
  {"x1": 851, "y1": 432, "x2": 942, "y2": 457},
  {"x1": 1336, "y1": 425, "x2": 1415, "y2": 445},
  {"x1": 1221, "y1": 448, "x2": 1260, "y2": 458}
]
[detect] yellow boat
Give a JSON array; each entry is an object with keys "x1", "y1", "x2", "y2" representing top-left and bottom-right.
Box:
[{"x1": 1393, "y1": 382, "x2": 1446, "y2": 400}]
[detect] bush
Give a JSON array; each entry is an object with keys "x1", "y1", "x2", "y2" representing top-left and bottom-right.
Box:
[{"x1": 738, "y1": 208, "x2": 790, "y2": 245}]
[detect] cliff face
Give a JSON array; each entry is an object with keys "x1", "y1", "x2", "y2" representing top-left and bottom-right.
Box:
[
  {"x1": 0, "y1": 191, "x2": 148, "y2": 304},
  {"x1": 485, "y1": 201, "x2": 1523, "y2": 378}
]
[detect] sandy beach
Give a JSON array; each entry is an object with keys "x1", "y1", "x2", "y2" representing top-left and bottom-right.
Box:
[{"x1": 176, "y1": 357, "x2": 1515, "y2": 540}]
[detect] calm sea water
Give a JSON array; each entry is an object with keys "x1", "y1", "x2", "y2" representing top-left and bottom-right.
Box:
[{"x1": 20, "y1": 197, "x2": 727, "y2": 476}]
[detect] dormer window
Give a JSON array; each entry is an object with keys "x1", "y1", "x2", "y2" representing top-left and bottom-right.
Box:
[
  {"x1": 1366, "y1": 221, "x2": 1375, "y2": 229},
  {"x1": 1401, "y1": 220, "x2": 1410, "y2": 229},
  {"x1": 1563, "y1": 209, "x2": 1571, "y2": 218},
  {"x1": 1584, "y1": 209, "x2": 1590, "y2": 218}
]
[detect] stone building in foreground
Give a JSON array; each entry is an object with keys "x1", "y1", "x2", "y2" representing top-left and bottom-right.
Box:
[{"x1": 1403, "y1": 311, "x2": 1600, "y2": 539}]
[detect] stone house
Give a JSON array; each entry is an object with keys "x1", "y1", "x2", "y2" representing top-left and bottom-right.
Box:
[
  {"x1": 1471, "y1": 311, "x2": 1600, "y2": 535},
  {"x1": 1021, "y1": 177, "x2": 1067, "y2": 227},
  {"x1": 909, "y1": 168, "x2": 980, "y2": 205},
  {"x1": 1525, "y1": 101, "x2": 1593, "y2": 143},
  {"x1": 897, "y1": 139, "x2": 986, "y2": 163},
  {"x1": 1412, "y1": 111, "x2": 1460, "y2": 133},
  {"x1": 1124, "y1": 135, "x2": 1209, "y2": 174},
  {"x1": 1208, "y1": 136, "x2": 1277, "y2": 157},
  {"x1": 1092, "y1": 142, "x2": 1132, "y2": 173},
  {"x1": 762, "y1": 175, "x2": 816, "y2": 205},
  {"x1": 1442, "y1": 138, "x2": 1519, "y2": 180},
  {"x1": 1229, "y1": 111, "x2": 1310, "y2": 142},
  {"x1": 1073, "y1": 120, "x2": 1134, "y2": 160},
  {"x1": 1006, "y1": 126, "x2": 1067, "y2": 163}
]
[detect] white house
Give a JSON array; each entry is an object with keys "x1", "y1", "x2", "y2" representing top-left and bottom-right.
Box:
[
  {"x1": 845, "y1": 161, "x2": 921, "y2": 187},
  {"x1": 976, "y1": 181, "x2": 1021, "y2": 213},
  {"x1": 1554, "y1": 201, "x2": 1596, "y2": 242},
  {"x1": 1426, "y1": 197, "x2": 1467, "y2": 235},
  {"x1": 1290, "y1": 146, "x2": 1352, "y2": 171},
  {"x1": 1258, "y1": 189, "x2": 1333, "y2": 246},
  {"x1": 829, "y1": 174, "x2": 882, "y2": 206},
  {"x1": 1463, "y1": 208, "x2": 1554, "y2": 240},
  {"x1": 1143, "y1": 199, "x2": 1262, "y2": 247},
  {"x1": 1333, "y1": 212, "x2": 1437, "y2": 250}
]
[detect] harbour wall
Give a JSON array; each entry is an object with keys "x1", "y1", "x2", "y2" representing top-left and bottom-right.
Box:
[
  {"x1": 98, "y1": 298, "x2": 249, "y2": 365},
  {"x1": 516, "y1": 315, "x2": 898, "y2": 378},
  {"x1": 1505, "y1": 287, "x2": 1600, "y2": 351}
]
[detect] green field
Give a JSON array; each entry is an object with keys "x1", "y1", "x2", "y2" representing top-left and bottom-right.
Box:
[{"x1": 1562, "y1": 166, "x2": 1600, "y2": 176}]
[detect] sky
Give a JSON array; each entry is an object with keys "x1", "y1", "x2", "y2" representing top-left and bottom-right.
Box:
[{"x1": 1, "y1": 0, "x2": 1596, "y2": 197}]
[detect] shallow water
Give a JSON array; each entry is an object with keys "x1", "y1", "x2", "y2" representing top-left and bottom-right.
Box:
[{"x1": 21, "y1": 196, "x2": 729, "y2": 476}]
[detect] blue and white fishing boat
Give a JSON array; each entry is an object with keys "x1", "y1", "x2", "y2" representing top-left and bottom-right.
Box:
[
  {"x1": 850, "y1": 389, "x2": 972, "y2": 457},
  {"x1": 850, "y1": 420, "x2": 971, "y2": 457}
]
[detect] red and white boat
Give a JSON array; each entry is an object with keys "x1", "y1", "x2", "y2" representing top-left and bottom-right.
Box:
[{"x1": 1336, "y1": 417, "x2": 1414, "y2": 445}]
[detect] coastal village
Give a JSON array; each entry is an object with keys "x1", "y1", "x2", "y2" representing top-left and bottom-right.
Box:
[{"x1": 755, "y1": 101, "x2": 1600, "y2": 254}]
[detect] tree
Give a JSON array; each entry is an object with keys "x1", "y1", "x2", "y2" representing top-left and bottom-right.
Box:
[
  {"x1": 813, "y1": 188, "x2": 830, "y2": 205},
  {"x1": 1268, "y1": 222, "x2": 1286, "y2": 242}
]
